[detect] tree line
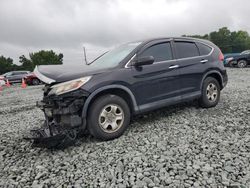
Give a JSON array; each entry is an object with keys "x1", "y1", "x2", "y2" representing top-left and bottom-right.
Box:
[
  {"x1": 184, "y1": 27, "x2": 250, "y2": 54},
  {"x1": 0, "y1": 50, "x2": 63, "y2": 74},
  {"x1": 1, "y1": 27, "x2": 250, "y2": 74}
]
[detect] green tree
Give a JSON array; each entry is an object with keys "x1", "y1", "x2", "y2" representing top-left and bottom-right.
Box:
[
  {"x1": 19, "y1": 50, "x2": 63, "y2": 71},
  {"x1": 185, "y1": 27, "x2": 250, "y2": 53},
  {"x1": 19, "y1": 55, "x2": 33, "y2": 70},
  {"x1": 231, "y1": 31, "x2": 250, "y2": 53},
  {"x1": 209, "y1": 27, "x2": 232, "y2": 53},
  {"x1": 0, "y1": 56, "x2": 16, "y2": 74},
  {"x1": 1, "y1": 50, "x2": 63, "y2": 74}
]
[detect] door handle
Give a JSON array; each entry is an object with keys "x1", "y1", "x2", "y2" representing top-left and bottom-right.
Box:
[
  {"x1": 169, "y1": 65, "x2": 179, "y2": 69},
  {"x1": 200, "y1": 59, "x2": 208, "y2": 63}
]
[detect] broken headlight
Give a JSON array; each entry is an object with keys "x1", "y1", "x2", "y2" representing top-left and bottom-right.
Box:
[{"x1": 49, "y1": 76, "x2": 91, "y2": 96}]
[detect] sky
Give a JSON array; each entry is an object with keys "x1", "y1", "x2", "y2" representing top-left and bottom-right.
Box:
[{"x1": 0, "y1": 0, "x2": 249, "y2": 65}]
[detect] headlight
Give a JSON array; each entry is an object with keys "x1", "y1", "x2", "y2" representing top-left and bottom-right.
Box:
[{"x1": 49, "y1": 76, "x2": 91, "y2": 95}]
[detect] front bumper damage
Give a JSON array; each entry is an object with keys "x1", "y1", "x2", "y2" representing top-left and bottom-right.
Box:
[{"x1": 25, "y1": 88, "x2": 89, "y2": 148}]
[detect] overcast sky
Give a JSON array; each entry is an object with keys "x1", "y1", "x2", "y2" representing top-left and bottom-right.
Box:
[{"x1": 0, "y1": 0, "x2": 249, "y2": 65}]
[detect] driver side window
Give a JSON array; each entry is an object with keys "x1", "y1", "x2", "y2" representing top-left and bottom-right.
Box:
[{"x1": 139, "y1": 42, "x2": 173, "y2": 62}]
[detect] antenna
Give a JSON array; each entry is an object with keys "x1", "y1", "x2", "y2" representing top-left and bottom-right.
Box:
[{"x1": 83, "y1": 46, "x2": 89, "y2": 65}]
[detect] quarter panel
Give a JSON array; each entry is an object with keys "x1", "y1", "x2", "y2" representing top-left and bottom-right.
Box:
[{"x1": 177, "y1": 56, "x2": 214, "y2": 95}]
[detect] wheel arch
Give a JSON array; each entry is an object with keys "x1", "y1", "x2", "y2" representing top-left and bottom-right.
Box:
[
  {"x1": 200, "y1": 71, "x2": 223, "y2": 90},
  {"x1": 82, "y1": 85, "x2": 139, "y2": 118},
  {"x1": 237, "y1": 58, "x2": 247, "y2": 62}
]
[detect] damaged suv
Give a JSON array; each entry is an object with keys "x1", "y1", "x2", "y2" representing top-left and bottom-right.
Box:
[{"x1": 31, "y1": 37, "x2": 228, "y2": 147}]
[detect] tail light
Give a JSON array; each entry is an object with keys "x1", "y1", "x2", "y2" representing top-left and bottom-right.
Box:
[{"x1": 219, "y1": 51, "x2": 224, "y2": 62}]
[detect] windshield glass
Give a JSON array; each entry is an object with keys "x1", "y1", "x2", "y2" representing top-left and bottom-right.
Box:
[
  {"x1": 241, "y1": 50, "x2": 250, "y2": 55},
  {"x1": 3, "y1": 72, "x2": 11, "y2": 76},
  {"x1": 90, "y1": 42, "x2": 141, "y2": 68}
]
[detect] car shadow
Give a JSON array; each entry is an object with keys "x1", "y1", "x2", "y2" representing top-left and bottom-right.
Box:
[
  {"x1": 29, "y1": 100, "x2": 200, "y2": 151},
  {"x1": 131, "y1": 100, "x2": 199, "y2": 126},
  {"x1": 75, "y1": 100, "x2": 200, "y2": 145}
]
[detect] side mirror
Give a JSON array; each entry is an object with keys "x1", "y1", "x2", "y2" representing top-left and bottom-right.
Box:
[{"x1": 134, "y1": 56, "x2": 154, "y2": 67}]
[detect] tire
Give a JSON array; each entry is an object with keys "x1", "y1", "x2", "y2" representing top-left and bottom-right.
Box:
[
  {"x1": 87, "y1": 94, "x2": 131, "y2": 140},
  {"x1": 32, "y1": 78, "x2": 40, "y2": 85},
  {"x1": 237, "y1": 60, "x2": 247, "y2": 68},
  {"x1": 199, "y1": 77, "x2": 220, "y2": 108}
]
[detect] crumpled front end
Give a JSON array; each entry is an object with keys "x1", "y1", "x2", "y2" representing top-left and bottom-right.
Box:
[{"x1": 26, "y1": 85, "x2": 89, "y2": 148}]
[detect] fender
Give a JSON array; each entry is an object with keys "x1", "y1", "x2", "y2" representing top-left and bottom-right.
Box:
[
  {"x1": 82, "y1": 85, "x2": 139, "y2": 118},
  {"x1": 200, "y1": 70, "x2": 223, "y2": 90}
]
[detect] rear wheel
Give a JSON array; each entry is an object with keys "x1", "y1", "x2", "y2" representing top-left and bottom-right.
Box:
[
  {"x1": 87, "y1": 94, "x2": 130, "y2": 140},
  {"x1": 237, "y1": 60, "x2": 247, "y2": 68},
  {"x1": 199, "y1": 77, "x2": 220, "y2": 108}
]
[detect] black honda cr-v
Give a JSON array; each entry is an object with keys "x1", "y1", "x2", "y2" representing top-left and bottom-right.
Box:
[{"x1": 32, "y1": 37, "x2": 228, "y2": 147}]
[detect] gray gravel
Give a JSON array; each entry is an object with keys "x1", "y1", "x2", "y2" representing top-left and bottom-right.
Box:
[{"x1": 0, "y1": 68, "x2": 250, "y2": 187}]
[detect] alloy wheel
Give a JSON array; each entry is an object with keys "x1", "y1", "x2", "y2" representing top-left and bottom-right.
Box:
[
  {"x1": 238, "y1": 60, "x2": 247, "y2": 68},
  {"x1": 98, "y1": 104, "x2": 124, "y2": 133},
  {"x1": 206, "y1": 83, "x2": 218, "y2": 102}
]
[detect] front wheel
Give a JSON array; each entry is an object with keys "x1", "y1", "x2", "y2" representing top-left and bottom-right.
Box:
[
  {"x1": 237, "y1": 60, "x2": 247, "y2": 68},
  {"x1": 199, "y1": 77, "x2": 220, "y2": 108},
  {"x1": 87, "y1": 94, "x2": 130, "y2": 140}
]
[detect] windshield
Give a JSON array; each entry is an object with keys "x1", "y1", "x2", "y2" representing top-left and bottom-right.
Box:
[
  {"x1": 241, "y1": 50, "x2": 250, "y2": 55},
  {"x1": 3, "y1": 72, "x2": 11, "y2": 76},
  {"x1": 90, "y1": 42, "x2": 141, "y2": 68}
]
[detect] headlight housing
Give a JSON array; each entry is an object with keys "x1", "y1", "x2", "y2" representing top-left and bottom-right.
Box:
[{"x1": 48, "y1": 76, "x2": 91, "y2": 95}]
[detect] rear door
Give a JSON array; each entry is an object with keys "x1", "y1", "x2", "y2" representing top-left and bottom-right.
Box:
[
  {"x1": 173, "y1": 40, "x2": 213, "y2": 98},
  {"x1": 131, "y1": 39, "x2": 181, "y2": 110},
  {"x1": 17, "y1": 71, "x2": 28, "y2": 81}
]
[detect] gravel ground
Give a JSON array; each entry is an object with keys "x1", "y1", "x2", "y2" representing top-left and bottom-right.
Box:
[{"x1": 0, "y1": 68, "x2": 249, "y2": 188}]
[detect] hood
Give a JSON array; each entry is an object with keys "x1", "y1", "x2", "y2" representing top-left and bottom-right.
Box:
[{"x1": 34, "y1": 64, "x2": 107, "y2": 84}]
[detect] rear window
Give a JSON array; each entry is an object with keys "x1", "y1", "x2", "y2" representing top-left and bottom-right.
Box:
[
  {"x1": 14, "y1": 72, "x2": 24, "y2": 75},
  {"x1": 175, "y1": 41, "x2": 199, "y2": 59},
  {"x1": 19, "y1": 72, "x2": 28, "y2": 74},
  {"x1": 197, "y1": 42, "x2": 212, "y2": 55}
]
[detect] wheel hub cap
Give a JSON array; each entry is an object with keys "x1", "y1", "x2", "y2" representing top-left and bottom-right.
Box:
[
  {"x1": 239, "y1": 62, "x2": 246, "y2": 68},
  {"x1": 98, "y1": 104, "x2": 124, "y2": 133},
  {"x1": 206, "y1": 83, "x2": 218, "y2": 102}
]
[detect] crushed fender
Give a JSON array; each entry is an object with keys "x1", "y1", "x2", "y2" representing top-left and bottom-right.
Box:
[{"x1": 24, "y1": 88, "x2": 89, "y2": 148}]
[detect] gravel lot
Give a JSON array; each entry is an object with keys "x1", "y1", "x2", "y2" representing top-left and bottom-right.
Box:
[{"x1": 0, "y1": 68, "x2": 249, "y2": 188}]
